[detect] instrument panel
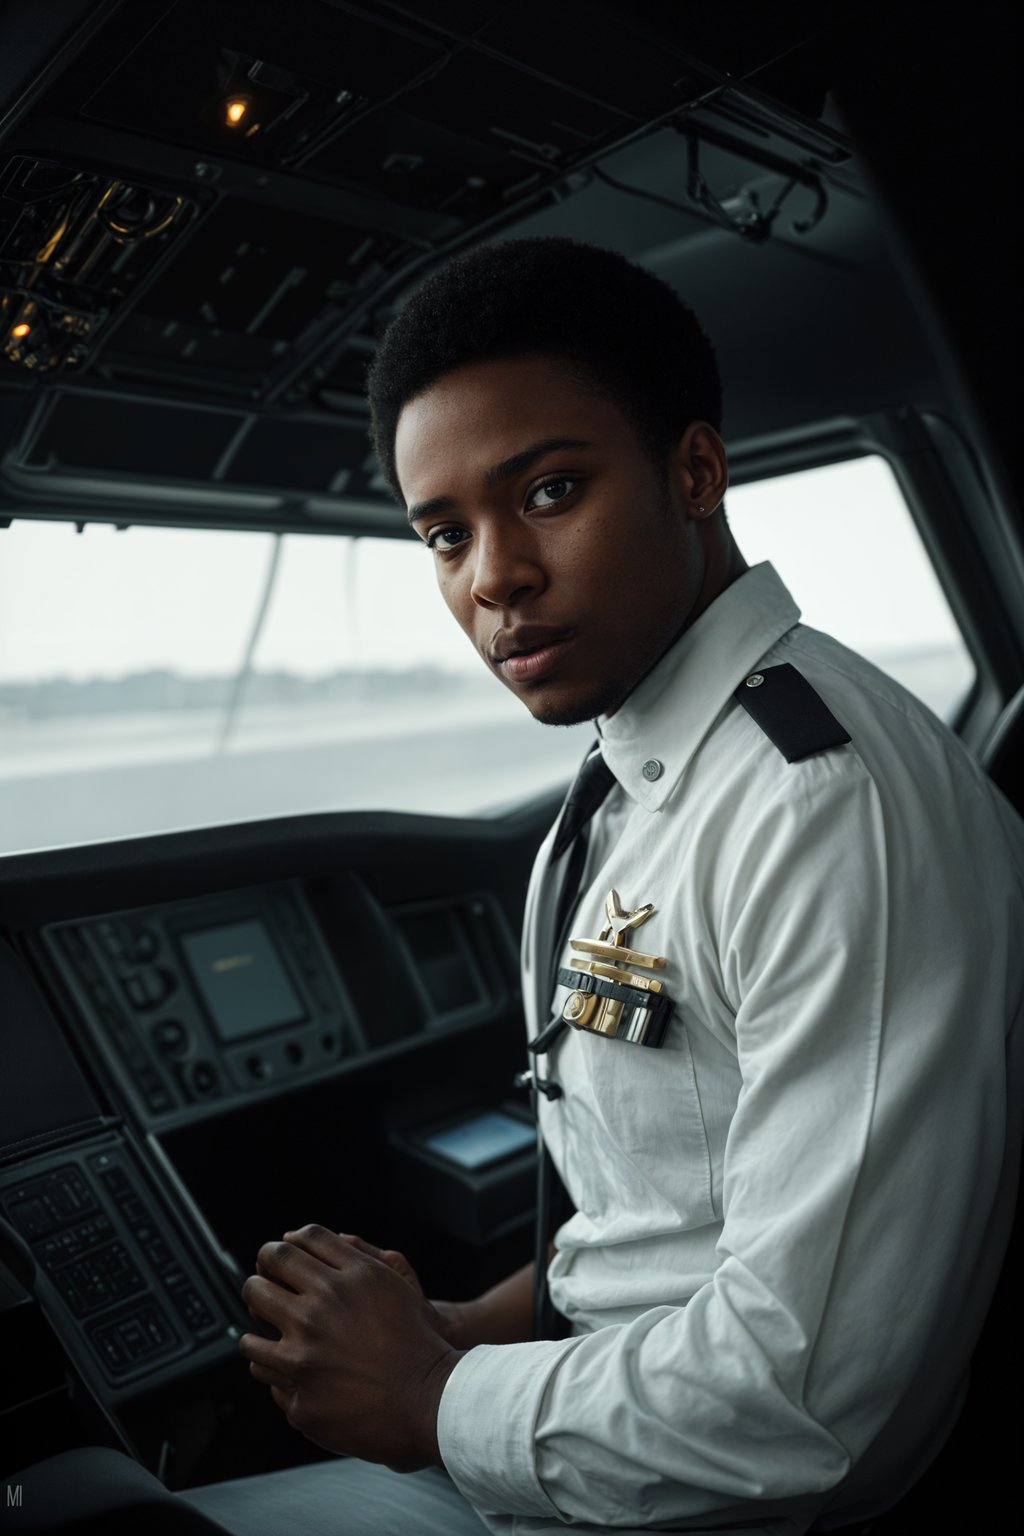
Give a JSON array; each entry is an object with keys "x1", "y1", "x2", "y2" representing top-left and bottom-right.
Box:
[
  {"x1": 0, "y1": 844, "x2": 528, "y2": 1467},
  {"x1": 0, "y1": 1138, "x2": 234, "y2": 1394},
  {"x1": 43, "y1": 884, "x2": 356, "y2": 1124},
  {"x1": 38, "y1": 877, "x2": 516, "y2": 1130}
]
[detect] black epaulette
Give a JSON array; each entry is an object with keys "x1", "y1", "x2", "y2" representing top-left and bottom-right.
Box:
[{"x1": 733, "y1": 663, "x2": 851, "y2": 763}]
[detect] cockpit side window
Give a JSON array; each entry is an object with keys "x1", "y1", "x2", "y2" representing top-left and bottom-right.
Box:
[{"x1": 726, "y1": 455, "x2": 975, "y2": 721}]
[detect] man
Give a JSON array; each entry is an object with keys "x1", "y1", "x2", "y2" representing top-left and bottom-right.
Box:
[{"x1": 183, "y1": 238, "x2": 1024, "y2": 1535}]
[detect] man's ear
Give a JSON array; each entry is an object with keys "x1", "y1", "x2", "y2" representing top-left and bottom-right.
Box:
[{"x1": 672, "y1": 420, "x2": 729, "y2": 519}]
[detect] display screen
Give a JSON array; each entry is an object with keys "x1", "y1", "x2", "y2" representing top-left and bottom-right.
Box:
[
  {"x1": 423, "y1": 1111, "x2": 536, "y2": 1170},
  {"x1": 180, "y1": 919, "x2": 306, "y2": 1042}
]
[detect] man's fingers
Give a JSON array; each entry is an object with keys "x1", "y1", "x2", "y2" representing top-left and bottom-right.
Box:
[
  {"x1": 282, "y1": 1223, "x2": 364, "y2": 1268},
  {"x1": 337, "y1": 1233, "x2": 421, "y2": 1292},
  {"x1": 279, "y1": 1226, "x2": 413, "y2": 1285},
  {"x1": 255, "y1": 1254, "x2": 298, "y2": 1292},
  {"x1": 241, "y1": 1273, "x2": 299, "y2": 1332},
  {"x1": 270, "y1": 1383, "x2": 296, "y2": 1419},
  {"x1": 246, "y1": 1304, "x2": 281, "y2": 1340},
  {"x1": 248, "y1": 1360, "x2": 296, "y2": 1390},
  {"x1": 244, "y1": 1229, "x2": 373, "y2": 1345},
  {"x1": 337, "y1": 1232, "x2": 384, "y2": 1258},
  {"x1": 238, "y1": 1329, "x2": 289, "y2": 1373},
  {"x1": 255, "y1": 1236, "x2": 331, "y2": 1289}
]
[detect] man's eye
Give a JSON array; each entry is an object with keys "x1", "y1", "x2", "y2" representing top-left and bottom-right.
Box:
[
  {"x1": 526, "y1": 476, "x2": 580, "y2": 509},
  {"x1": 425, "y1": 526, "x2": 468, "y2": 553}
]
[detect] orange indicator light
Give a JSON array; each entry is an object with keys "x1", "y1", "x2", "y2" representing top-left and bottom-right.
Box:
[
  {"x1": 12, "y1": 322, "x2": 31, "y2": 338},
  {"x1": 225, "y1": 98, "x2": 249, "y2": 126}
]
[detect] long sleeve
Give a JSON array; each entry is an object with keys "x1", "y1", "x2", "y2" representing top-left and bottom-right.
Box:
[{"x1": 437, "y1": 745, "x2": 1019, "y2": 1528}]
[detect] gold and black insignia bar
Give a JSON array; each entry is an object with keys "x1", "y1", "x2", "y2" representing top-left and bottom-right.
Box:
[{"x1": 559, "y1": 889, "x2": 673, "y2": 1049}]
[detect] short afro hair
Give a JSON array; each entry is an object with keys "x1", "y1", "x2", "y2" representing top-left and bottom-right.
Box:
[{"x1": 366, "y1": 236, "x2": 722, "y2": 503}]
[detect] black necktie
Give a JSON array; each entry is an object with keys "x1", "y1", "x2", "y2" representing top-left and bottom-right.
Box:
[
  {"x1": 530, "y1": 744, "x2": 617, "y2": 1340},
  {"x1": 548, "y1": 745, "x2": 617, "y2": 989},
  {"x1": 551, "y1": 744, "x2": 617, "y2": 859}
]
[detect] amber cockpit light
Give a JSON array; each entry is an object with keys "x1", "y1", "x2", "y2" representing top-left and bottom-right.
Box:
[{"x1": 225, "y1": 98, "x2": 249, "y2": 126}]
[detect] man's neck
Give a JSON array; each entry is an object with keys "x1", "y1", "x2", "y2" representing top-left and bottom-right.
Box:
[{"x1": 604, "y1": 528, "x2": 748, "y2": 720}]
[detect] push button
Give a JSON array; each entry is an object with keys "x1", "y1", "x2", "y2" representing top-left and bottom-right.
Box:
[
  {"x1": 129, "y1": 927, "x2": 159, "y2": 962},
  {"x1": 97, "y1": 921, "x2": 126, "y2": 960},
  {"x1": 144, "y1": 1236, "x2": 174, "y2": 1271},
  {"x1": 96, "y1": 1330, "x2": 128, "y2": 1369},
  {"x1": 7, "y1": 1167, "x2": 98, "y2": 1237},
  {"x1": 121, "y1": 975, "x2": 150, "y2": 1010},
  {"x1": 90, "y1": 1303, "x2": 175, "y2": 1374},
  {"x1": 121, "y1": 967, "x2": 173, "y2": 1011},
  {"x1": 167, "y1": 1281, "x2": 217, "y2": 1335},
  {"x1": 38, "y1": 1213, "x2": 113, "y2": 1269},
  {"x1": 99, "y1": 1166, "x2": 132, "y2": 1198},
  {"x1": 187, "y1": 1061, "x2": 220, "y2": 1097},
  {"x1": 47, "y1": 1168, "x2": 94, "y2": 1220},
  {"x1": 136, "y1": 1070, "x2": 173, "y2": 1115},
  {"x1": 152, "y1": 1018, "x2": 189, "y2": 1057},
  {"x1": 9, "y1": 1197, "x2": 52, "y2": 1239}
]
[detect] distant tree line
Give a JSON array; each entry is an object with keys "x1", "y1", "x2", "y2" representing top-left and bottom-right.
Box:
[{"x1": 0, "y1": 667, "x2": 487, "y2": 718}]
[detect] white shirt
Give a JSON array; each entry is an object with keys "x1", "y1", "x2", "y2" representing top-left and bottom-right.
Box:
[{"x1": 438, "y1": 563, "x2": 1024, "y2": 1535}]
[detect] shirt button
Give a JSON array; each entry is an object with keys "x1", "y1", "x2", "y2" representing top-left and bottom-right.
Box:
[
  {"x1": 641, "y1": 758, "x2": 663, "y2": 782},
  {"x1": 745, "y1": 673, "x2": 765, "y2": 688}
]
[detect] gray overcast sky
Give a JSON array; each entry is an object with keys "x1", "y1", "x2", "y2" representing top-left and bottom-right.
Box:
[{"x1": 0, "y1": 456, "x2": 966, "y2": 684}]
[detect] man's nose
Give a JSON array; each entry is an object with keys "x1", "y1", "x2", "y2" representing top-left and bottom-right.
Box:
[{"x1": 469, "y1": 523, "x2": 545, "y2": 610}]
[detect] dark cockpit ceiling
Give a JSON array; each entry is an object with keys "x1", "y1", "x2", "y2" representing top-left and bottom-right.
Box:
[{"x1": 0, "y1": 0, "x2": 986, "y2": 539}]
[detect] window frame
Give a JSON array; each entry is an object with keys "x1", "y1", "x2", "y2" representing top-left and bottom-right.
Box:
[{"x1": 726, "y1": 409, "x2": 1024, "y2": 750}]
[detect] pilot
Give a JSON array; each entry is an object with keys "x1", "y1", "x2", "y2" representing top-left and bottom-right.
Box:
[{"x1": 182, "y1": 238, "x2": 1024, "y2": 1535}]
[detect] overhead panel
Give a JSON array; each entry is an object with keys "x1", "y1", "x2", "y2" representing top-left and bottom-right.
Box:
[
  {"x1": 106, "y1": 201, "x2": 397, "y2": 398},
  {"x1": 78, "y1": 0, "x2": 447, "y2": 169},
  {"x1": 305, "y1": 107, "x2": 537, "y2": 217},
  {"x1": 1, "y1": 0, "x2": 726, "y2": 405},
  {"x1": 0, "y1": 154, "x2": 194, "y2": 376},
  {"x1": 0, "y1": 0, "x2": 852, "y2": 534}
]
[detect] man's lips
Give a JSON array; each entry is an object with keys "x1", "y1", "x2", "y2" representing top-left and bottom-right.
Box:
[{"x1": 492, "y1": 630, "x2": 576, "y2": 683}]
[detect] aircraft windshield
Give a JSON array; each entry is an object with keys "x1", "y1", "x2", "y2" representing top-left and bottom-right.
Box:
[{"x1": 0, "y1": 456, "x2": 973, "y2": 856}]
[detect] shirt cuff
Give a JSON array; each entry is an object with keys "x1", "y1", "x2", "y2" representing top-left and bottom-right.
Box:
[{"x1": 437, "y1": 1338, "x2": 582, "y2": 1518}]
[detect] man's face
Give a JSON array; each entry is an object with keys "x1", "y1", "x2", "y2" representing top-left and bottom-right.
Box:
[{"x1": 395, "y1": 354, "x2": 714, "y2": 725}]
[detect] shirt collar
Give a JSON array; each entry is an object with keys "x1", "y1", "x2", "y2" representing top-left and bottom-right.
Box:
[{"x1": 596, "y1": 562, "x2": 801, "y2": 811}]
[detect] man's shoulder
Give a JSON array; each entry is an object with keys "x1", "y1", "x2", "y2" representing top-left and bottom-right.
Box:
[
  {"x1": 677, "y1": 622, "x2": 971, "y2": 813},
  {"x1": 730, "y1": 656, "x2": 852, "y2": 766},
  {"x1": 728, "y1": 624, "x2": 964, "y2": 769},
  {"x1": 701, "y1": 622, "x2": 1009, "y2": 848}
]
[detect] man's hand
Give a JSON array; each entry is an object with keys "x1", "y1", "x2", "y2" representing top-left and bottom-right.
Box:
[
  {"x1": 328, "y1": 1235, "x2": 539, "y2": 1349},
  {"x1": 239, "y1": 1224, "x2": 463, "y2": 1470},
  {"x1": 330, "y1": 1232, "x2": 471, "y2": 1350},
  {"x1": 366, "y1": 1241, "x2": 543, "y2": 1351}
]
